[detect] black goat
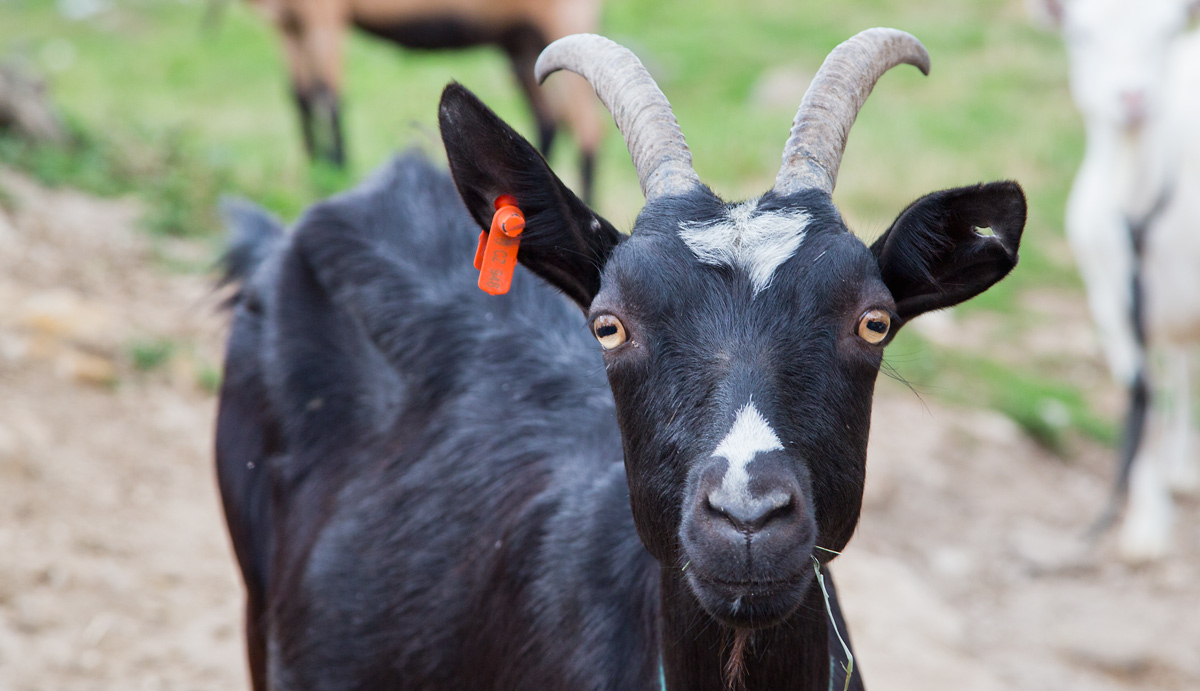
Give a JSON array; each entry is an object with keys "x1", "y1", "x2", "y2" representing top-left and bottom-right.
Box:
[{"x1": 216, "y1": 30, "x2": 1027, "y2": 691}]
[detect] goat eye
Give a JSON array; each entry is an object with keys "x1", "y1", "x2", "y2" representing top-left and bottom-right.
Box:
[
  {"x1": 856, "y1": 310, "x2": 891, "y2": 345},
  {"x1": 592, "y1": 315, "x2": 628, "y2": 350}
]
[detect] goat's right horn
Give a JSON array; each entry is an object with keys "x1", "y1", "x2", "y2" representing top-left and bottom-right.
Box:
[
  {"x1": 535, "y1": 34, "x2": 701, "y2": 201},
  {"x1": 774, "y1": 28, "x2": 930, "y2": 197}
]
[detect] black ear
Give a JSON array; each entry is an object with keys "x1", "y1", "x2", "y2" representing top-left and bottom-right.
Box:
[
  {"x1": 438, "y1": 82, "x2": 622, "y2": 308},
  {"x1": 871, "y1": 181, "x2": 1026, "y2": 321}
]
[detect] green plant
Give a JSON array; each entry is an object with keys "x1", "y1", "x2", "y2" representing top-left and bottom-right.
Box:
[
  {"x1": 195, "y1": 362, "x2": 222, "y2": 394},
  {"x1": 128, "y1": 338, "x2": 176, "y2": 372}
]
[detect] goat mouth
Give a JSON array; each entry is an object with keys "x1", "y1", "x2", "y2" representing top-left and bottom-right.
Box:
[{"x1": 686, "y1": 570, "x2": 813, "y2": 628}]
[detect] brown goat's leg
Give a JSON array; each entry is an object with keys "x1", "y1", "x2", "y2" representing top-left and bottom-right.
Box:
[
  {"x1": 325, "y1": 87, "x2": 345, "y2": 166},
  {"x1": 306, "y1": 18, "x2": 347, "y2": 166},
  {"x1": 547, "y1": 76, "x2": 609, "y2": 205},
  {"x1": 330, "y1": 96, "x2": 345, "y2": 166},
  {"x1": 554, "y1": 75, "x2": 604, "y2": 203},
  {"x1": 580, "y1": 151, "x2": 596, "y2": 205},
  {"x1": 292, "y1": 87, "x2": 317, "y2": 157},
  {"x1": 281, "y1": 9, "x2": 347, "y2": 166},
  {"x1": 502, "y1": 25, "x2": 558, "y2": 158},
  {"x1": 279, "y1": 28, "x2": 321, "y2": 160},
  {"x1": 307, "y1": 84, "x2": 344, "y2": 166}
]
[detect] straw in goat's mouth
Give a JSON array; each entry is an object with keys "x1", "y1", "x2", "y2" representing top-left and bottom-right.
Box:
[{"x1": 813, "y1": 556, "x2": 854, "y2": 691}]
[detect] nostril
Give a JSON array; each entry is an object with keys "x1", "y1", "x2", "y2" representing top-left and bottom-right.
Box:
[
  {"x1": 705, "y1": 490, "x2": 794, "y2": 533},
  {"x1": 760, "y1": 495, "x2": 794, "y2": 526}
]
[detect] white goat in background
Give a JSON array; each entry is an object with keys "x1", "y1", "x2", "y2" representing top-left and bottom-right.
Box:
[{"x1": 1031, "y1": 0, "x2": 1200, "y2": 561}]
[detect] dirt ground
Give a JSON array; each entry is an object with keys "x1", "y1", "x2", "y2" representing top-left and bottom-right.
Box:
[{"x1": 0, "y1": 169, "x2": 1196, "y2": 690}]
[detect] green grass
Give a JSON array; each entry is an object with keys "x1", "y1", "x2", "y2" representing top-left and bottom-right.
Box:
[
  {"x1": 0, "y1": 0, "x2": 1117, "y2": 448},
  {"x1": 128, "y1": 337, "x2": 177, "y2": 372},
  {"x1": 0, "y1": 177, "x2": 15, "y2": 210},
  {"x1": 195, "y1": 362, "x2": 222, "y2": 394},
  {"x1": 885, "y1": 331, "x2": 1117, "y2": 454},
  {"x1": 1, "y1": 0, "x2": 1084, "y2": 234}
]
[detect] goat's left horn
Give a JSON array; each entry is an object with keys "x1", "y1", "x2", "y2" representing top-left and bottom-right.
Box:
[
  {"x1": 774, "y1": 28, "x2": 930, "y2": 197},
  {"x1": 535, "y1": 34, "x2": 701, "y2": 201}
]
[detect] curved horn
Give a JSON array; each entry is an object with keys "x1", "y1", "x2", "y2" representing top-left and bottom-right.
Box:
[
  {"x1": 775, "y1": 28, "x2": 930, "y2": 196},
  {"x1": 535, "y1": 34, "x2": 701, "y2": 200}
]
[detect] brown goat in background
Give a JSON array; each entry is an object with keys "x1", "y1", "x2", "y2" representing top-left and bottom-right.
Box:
[{"x1": 249, "y1": 0, "x2": 605, "y2": 200}]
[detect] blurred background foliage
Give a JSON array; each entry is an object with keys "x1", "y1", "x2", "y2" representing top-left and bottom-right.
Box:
[{"x1": 0, "y1": 0, "x2": 1115, "y2": 451}]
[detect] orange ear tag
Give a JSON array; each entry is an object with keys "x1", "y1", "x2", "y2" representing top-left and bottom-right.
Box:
[
  {"x1": 473, "y1": 230, "x2": 488, "y2": 271},
  {"x1": 476, "y1": 194, "x2": 525, "y2": 295}
]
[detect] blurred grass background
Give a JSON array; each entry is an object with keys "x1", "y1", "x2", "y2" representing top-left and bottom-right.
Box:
[{"x1": 0, "y1": 0, "x2": 1115, "y2": 452}]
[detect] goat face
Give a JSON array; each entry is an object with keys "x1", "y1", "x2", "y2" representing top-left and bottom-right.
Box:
[
  {"x1": 1036, "y1": 0, "x2": 1197, "y2": 129},
  {"x1": 594, "y1": 195, "x2": 887, "y2": 627},
  {"x1": 441, "y1": 32, "x2": 1026, "y2": 629}
]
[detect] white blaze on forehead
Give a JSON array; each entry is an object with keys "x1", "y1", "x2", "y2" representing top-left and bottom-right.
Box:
[
  {"x1": 678, "y1": 199, "x2": 811, "y2": 294},
  {"x1": 709, "y1": 401, "x2": 784, "y2": 507}
]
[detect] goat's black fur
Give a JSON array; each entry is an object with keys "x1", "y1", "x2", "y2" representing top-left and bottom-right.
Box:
[
  {"x1": 215, "y1": 198, "x2": 285, "y2": 690},
  {"x1": 219, "y1": 154, "x2": 659, "y2": 689},
  {"x1": 216, "y1": 82, "x2": 1025, "y2": 691}
]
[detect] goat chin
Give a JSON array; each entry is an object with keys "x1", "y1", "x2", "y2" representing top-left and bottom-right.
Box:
[{"x1": 686, "y1": 569, "x2": 814, "y2": 629}]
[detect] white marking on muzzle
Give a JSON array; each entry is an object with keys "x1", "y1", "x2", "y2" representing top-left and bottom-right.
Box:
[
  {"x1": 678, "y1": 200, "x2": 810, "y2": 294},
  {"x1": 709, "y1": 400, "x2": 784, "y2": 508}
]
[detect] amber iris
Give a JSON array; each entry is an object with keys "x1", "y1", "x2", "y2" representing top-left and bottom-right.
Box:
[
  {"x1": 857, "y1": 310, "x2": 891, "y2": 344},
  {"x1": 592, "y1": 315, "x2": 628, "y2": 350}
]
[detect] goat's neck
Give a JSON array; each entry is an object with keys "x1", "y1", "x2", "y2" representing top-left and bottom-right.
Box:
[
  {"x1": 1081, "y1": 119, "x2": 1173, "y2": 217},
  {"x1": 658, "y1": 570, "x2": 831, "y2": 691}
]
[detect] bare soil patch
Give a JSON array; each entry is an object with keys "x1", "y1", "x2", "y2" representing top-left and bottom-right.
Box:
[
  {"x1": 840, "y1": 380, "x2": 1200, "y2": 691},
  {"x1": 0, "y1": 169, "x2": 245, "y2": 691}
]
